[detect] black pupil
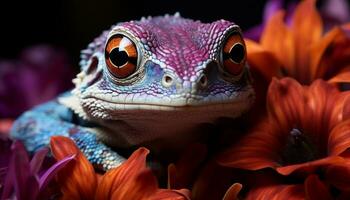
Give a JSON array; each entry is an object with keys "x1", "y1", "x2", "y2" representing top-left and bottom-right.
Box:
[
  {"x1": 229, "y1": 44, "x2": 245, "y2": 63},
  {"x1": 109, "y1": 48, "x2": 129, "y2": 67}
]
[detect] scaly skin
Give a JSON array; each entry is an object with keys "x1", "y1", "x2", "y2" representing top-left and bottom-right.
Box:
[{"x1": 11, "y1": 14, "x2": 255, "y2": 170}]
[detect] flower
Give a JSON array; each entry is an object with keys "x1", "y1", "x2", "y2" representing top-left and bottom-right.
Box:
[
  {"x1": 244, "y1": 174, "x2": 332, "y2": 200},
  {"x1": 246, "y1": 0, "x2": 350, "y2": 85},
  {"x1": 321, "y1": 0, "x2": 350, "y2": 30},
  {"x1": 0, "y1": 45, "x2": 74, "y2": 118},
  {"x1": 0, "y1": 119, "x2": 13, "y2": 138},
  {"x1": 245, "y1": 0, "x2": 350, "y2": 41},
  {"x1": 168, "y1": 143, "x2": 241, "y2": 200},
  {"x1": 50, "y1": 136, "x2": 191, "y2": 200},
  {"x1": 218, "y1": 78, "x2": 350, "y2": 198},
  {"x1": 0, "y1": 140, "x2": 74, "y2": 200}
]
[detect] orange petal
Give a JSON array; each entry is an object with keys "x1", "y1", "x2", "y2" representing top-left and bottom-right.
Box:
[
  {"x1": 223, "y1": 183, "x2": 242, "y2": 200},
  {"x1": 0, "y1": 119, "x2": 13, "y2": 137},
  {"x1": 325, "y1": 162, "x2": 350, "y2": 191},
  {"x1": 329, "y1": 90, "x2": 350, "y2": 127},
  {"x1": 111, "y1": 169, "x2": 158, "y2": 200},
  {"x1": 217, "y1": 120, "x2": 281, "y2": 170},
  {"x1": 168, "y1": 143, "x2": 207, "y2": 189},
  {"x1": 328, "y1": 119, "x2": 350, "y2": 156},
  {"x1": 312, "y1": 26, "x2": 350, "y2": 81},
  {"x1": 304, "y1": 175, "x2": 332, "y2": 200},
  {"x1": 267, "y1": 78, "x2": 306, "y2": 132},
  {"x1": 310, "y1": 27, "x2": 345, "y2": 79},
  {"x1": 96, "y1": 147, "x2": 190, "y2": 200},
  {"x1": 168, "y1": 163, "x2": 177, "y2": 189},
  {"x1": 246, "y1": 184, "x2": 305, "y2": 200},
  {"x1": 192, "y1": 160, "x2": 240, "y2": 200},
  {"x1": 95, "y1": 147, "x2": 150, "y2": 199},
  {"x1": 50, "y1": 136, "x2": 79, "y2": 159},
  {"x1": 342, "y1": 96, "x2": 350, "y2": 120},
  {"x1": 245, "y1": 39, "x2": 282, "y2": 81},
  {"x1": 276, "y1": 156, "x2": 344, "y2": 175},
  {"x1": 328, "y1": 68, "x2": 350, "y2": 83},
  {"x1": 343, "y1": 23, "x2": 350, "y2": 30},
  {"x1": 304, "y1": 80, "x2": 340, "y2": 147},
  {"x1": 260, "y1": 11, "x2": 295, "y2": 76},
  {"x1": 291, "y1": 0, "x2": 323, "y2": 83},
  {"x1": 150, "y1": 189, "x2": 191, "y2": 200},
  {"x1": 50, "y1": 136, "x2": 97, "y2": 200}
]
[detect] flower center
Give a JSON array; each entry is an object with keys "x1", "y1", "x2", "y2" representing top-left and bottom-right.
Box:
[{"x1": 281, "y1": 128, "x2": 318, "y2": 165}]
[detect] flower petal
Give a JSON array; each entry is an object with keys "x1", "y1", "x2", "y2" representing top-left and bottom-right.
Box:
[
  {"x1": 168, "y1": 143, "x2": 207, "y2": 189},
  {"x1": 325, "y1": 162, "x2": 350, "y2": 191},
  {"x1": 328, "y1": 67, "x2": 350, "y2": 83},
  {"x1": 0, "y1": 119, "x2": 13, "y2": 136},
  {"x1": 304, "y1": 79, "x2": 341, "y2": 149},
  {"x1": 276, "y1": 156, "x2": 344, "y2": 175},
  {"x1": 111, "y1": 169, "x2": 158, "y2": 200},
  {"x1": 150, "y1": 188, "x2": 191, "y2": 200},
  {"x1": 290, "y1": 0, "x2": 322, "y2": 83},
  {"x1": 328, "y1": 119, "x2": 350, "y2": 156},
  {"x1": 95, "y1": 147, "x2": 149, "y2": 199},
  {"x1": 39, "y1": 154, "x2": 75, "y2": 190},
  {"x1": 192, "y1": 160, "x2": 239, "y2": 200},
  {"x1": 50, "y1": 136, "x2": 97, "y2": 200},
  {"x1": 304, "y1": 174, "x2": 332, "y2": 200},
  {"x1": 30, "y1": 147, "x2": 49, "y2": 174},
  {"x1": 245, "y1": 39, "x2": 282, "y2": 81},
  {"x1": 310, "y1": 27, "x2": 348, "y2": 79},
  {"x1": 223, "y1": 183, "x2": 242, "y2": 200},
  {"x1": 267, "y1": 78, "x2": 305, "y2": 132},
  {"x1": 342, "y1": 95, "x2": 350, "y2": 120},
  {"x1": 12, "y1": 141, "x2": 39, "y2": 200},
  {"x1": 246, "y1": 184, "x2": 305, "y2": 200},
  {"x1": 260, "y1": 11, "x2": 295, "y2": 76},
  {"x1": 217, "y1": 120, "x2": 281, "y2": 170}
]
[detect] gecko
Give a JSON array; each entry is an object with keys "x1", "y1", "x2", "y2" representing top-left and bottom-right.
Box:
[{"x1": 10, "y1": 13, "x2": 255, "y2": 170}]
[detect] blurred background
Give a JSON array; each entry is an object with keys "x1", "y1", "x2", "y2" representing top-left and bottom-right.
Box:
[
  {"x1": 0, "y1": 0, "x2": 346, "y2": 120},
  {"x1": 0, "y1": 0, "x2": 323, "y2": 63}
]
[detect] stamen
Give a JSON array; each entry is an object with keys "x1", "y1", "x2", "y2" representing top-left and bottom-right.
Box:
[{"x1": 281, "y1": 128, "x2": 318, "y2": 165}]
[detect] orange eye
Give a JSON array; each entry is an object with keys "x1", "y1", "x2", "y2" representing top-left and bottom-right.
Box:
[
  {"x1": 222, "y1": 33, "x2": 246, "y2": 76},
  {"x1": 105, "y1": 34, "x2": 138, "y2": 78}
]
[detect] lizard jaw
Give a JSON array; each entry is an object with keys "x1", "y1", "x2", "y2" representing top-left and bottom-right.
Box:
[{"x1": 87, "y1": 95, "x2": 254, "y2": 147}]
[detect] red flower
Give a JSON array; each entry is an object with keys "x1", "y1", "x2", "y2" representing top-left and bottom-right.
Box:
[
  {"x1": 246, "y1": 0, "x2": 350, "y2": 85},
  {"x1": 50, "y1": 136, "x2": 190, "y2": 200},
  {"x1": 218, "y1": 78, "x2": 350, "y2": 198},
  {"x1": 245, "y1": 175, "x2": 332, "y2": 200}
]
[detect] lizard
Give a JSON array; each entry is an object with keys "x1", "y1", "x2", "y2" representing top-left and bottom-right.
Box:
[{"x1": 10, "y1": 13, "x2": 255, "y2": 171}]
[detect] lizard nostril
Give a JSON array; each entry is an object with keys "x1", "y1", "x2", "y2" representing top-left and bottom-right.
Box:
[
  {"x1": 199, "y1": 74, "x2": 208, "y2": 88},
  {"x1": 162, "y1": 74, "x2": 174, "y2": 87}
]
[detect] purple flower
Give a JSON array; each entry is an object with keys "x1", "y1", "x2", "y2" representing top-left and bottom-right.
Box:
[
  {"x1": 0, "y1": 45, "x2": 75, "y2": 118},
  {"x1": 321, "y1": 0, "x2": 350, "y2": 30},
  {"x1": 0, "y1": 139, "x2": 74, "y2": 200},
  {"x1": 244, "y1": 0, "x2": 350, "y2": 41}
]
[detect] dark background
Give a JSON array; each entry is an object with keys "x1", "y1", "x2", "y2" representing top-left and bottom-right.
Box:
[{"x1": 0, "y1": 0, "x2": 313, "y2": 68}]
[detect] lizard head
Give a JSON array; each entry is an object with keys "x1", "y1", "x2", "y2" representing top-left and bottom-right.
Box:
[{"x1": 65, "y1": 14, "x2": 255, "y2": 147}]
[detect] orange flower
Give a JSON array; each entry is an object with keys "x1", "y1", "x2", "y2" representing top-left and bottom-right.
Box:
[
  {"x1": 245, "y1": 175, "x2": 332, "y2": 200},
  {"x1": 218, "y1": 78, "x2": 350, "y2": 197},
  {"x1": 50, "y1": 136, "x2": 190, "y2": 200},
  {"x1": 167, "y1": 143, "x2": 242, "y2": 200},
  {"x1": 247, "y1": 0, "x2": 350, "y2": 85}
]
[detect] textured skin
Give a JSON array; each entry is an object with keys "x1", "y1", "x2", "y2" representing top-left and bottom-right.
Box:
[{"x1": 11, "y1": 14, "x2": 255, "y2": 170}]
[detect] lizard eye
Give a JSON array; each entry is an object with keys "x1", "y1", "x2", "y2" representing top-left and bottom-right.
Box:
[
  {"x1": 105, "y1": 34, "x2": 138, "y2": 78},
  {"x1": 221, "y1": 33, "x2": 246, "y2": 76}
]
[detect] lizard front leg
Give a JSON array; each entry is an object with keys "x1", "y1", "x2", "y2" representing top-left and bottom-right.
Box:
[{"x1": 10, "y1": 99, "x2": 125, "y2": 170}]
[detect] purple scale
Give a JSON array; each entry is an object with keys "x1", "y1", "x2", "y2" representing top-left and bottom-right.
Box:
[{"x1": 116, "y1": 15, "x2": 236, "y2": 79}]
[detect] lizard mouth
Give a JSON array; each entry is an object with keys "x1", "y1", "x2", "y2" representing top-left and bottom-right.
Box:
[
  {"x1": 89, "y1": 98, "x2": 248, "y2": 111},
  {"x1": 82, "y1": 91, "x2": 254, "y2": 112},
  {"x1": 80, "y1": 94, "x2": 254, "y2": 147}
]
